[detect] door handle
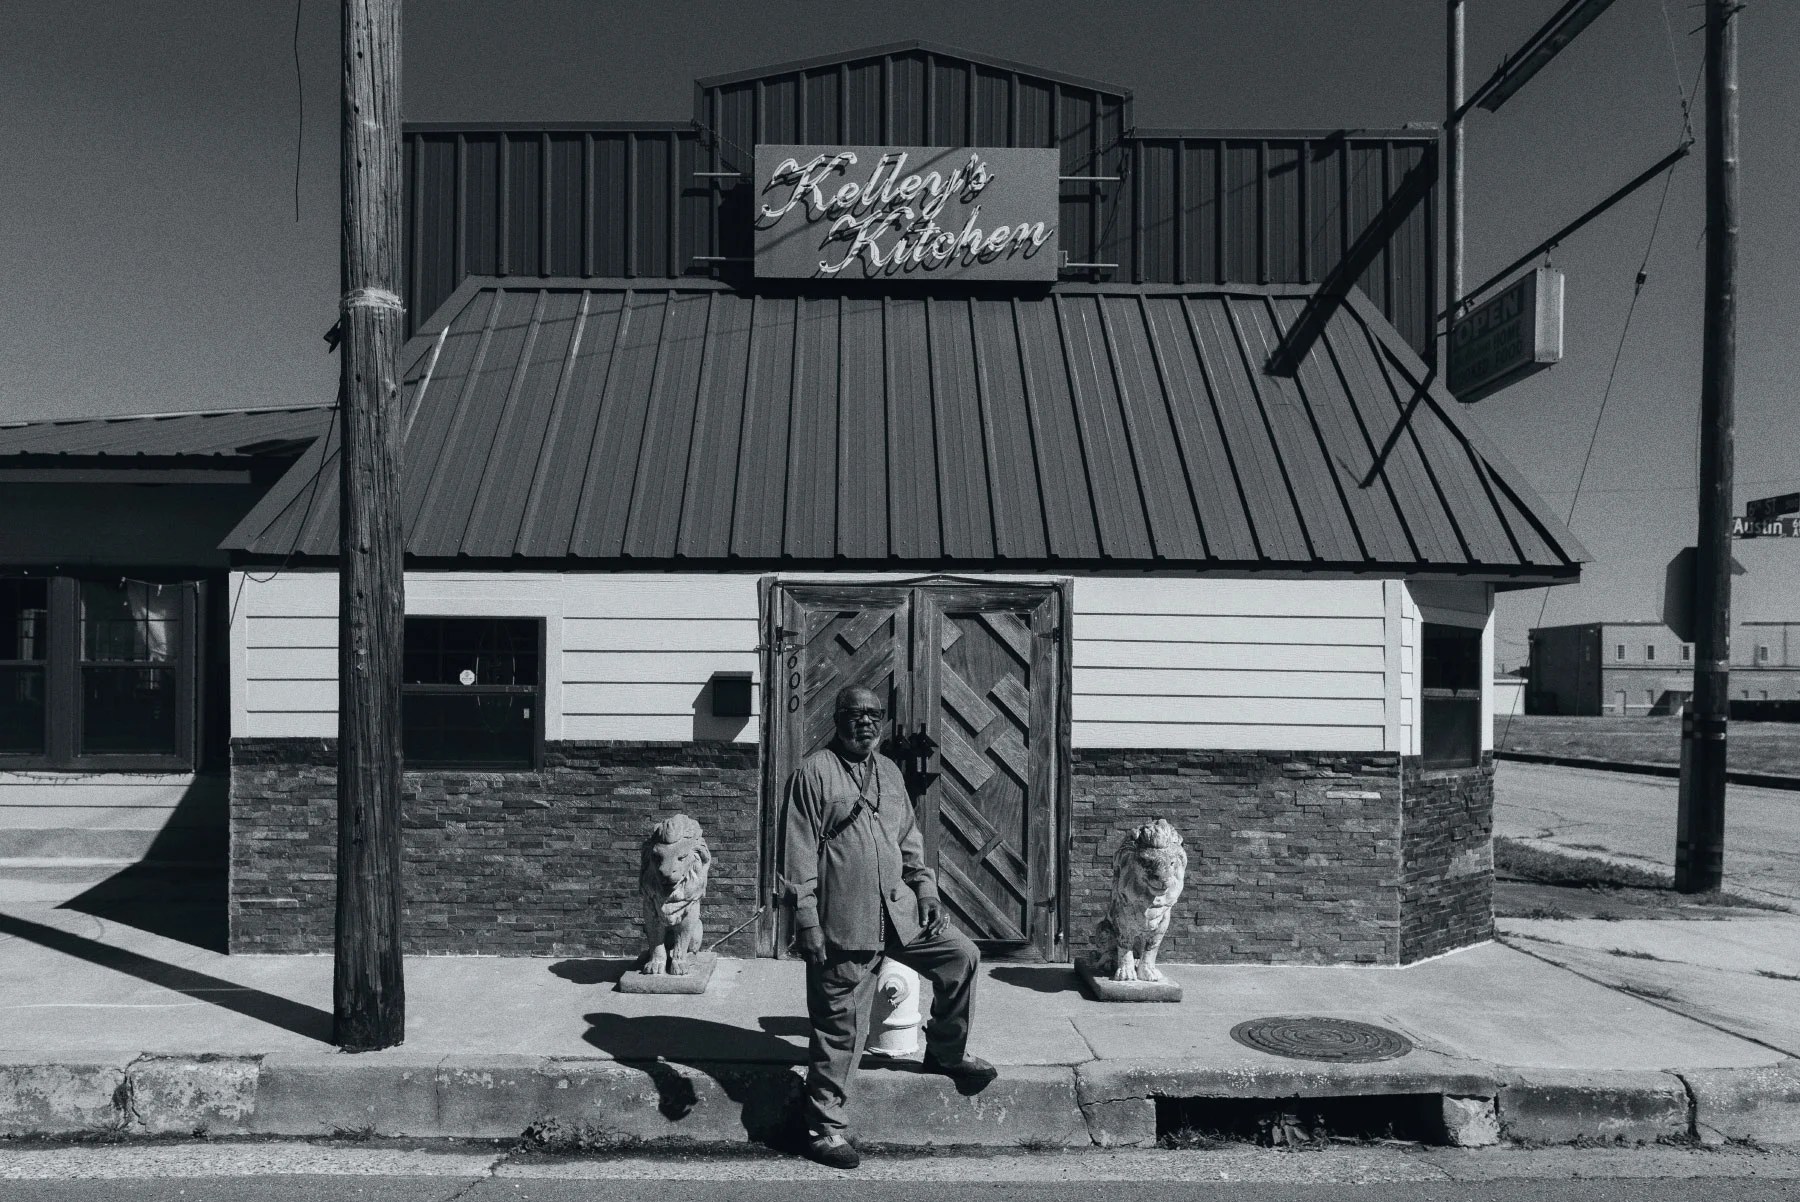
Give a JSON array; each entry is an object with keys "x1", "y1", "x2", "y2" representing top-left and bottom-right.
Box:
[{"x1": 889, "y1": 725, "x2": 940, "y2": 793}]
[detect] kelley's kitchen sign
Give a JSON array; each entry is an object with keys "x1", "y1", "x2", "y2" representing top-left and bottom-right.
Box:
[{"x1": 753, "y1": 144, "x2": 1059, "y2": 281}]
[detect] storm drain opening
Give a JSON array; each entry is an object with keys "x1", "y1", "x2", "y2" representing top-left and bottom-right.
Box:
[{"x1": 1156, "y1": 1094, "x2": 1449, "y2": 1148}]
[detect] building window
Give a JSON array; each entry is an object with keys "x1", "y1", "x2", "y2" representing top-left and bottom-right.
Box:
[
  {"x1": 0, "y1": 578, "x2": 48, "y2": 756},
  {"x1": 1615, "y1": 643, "x2": 1626, "y2": 661},
  {"x1": 0, "y1": 575, "x2": 197, "y2": 769},
  {"x1": 1681, "y1": 644, "x2": 1692, "y2": 662},
  {"x1": 1421, "y1": 623, "x2": 1482, "y2": 769},
  {"x1": 401, "y1": 617, "x2": 542, "y2": 770},
  {"x1": 1646, "y1": 644, "x2": 1656, "y2": 661},
  {"x1": 1756, "y1": 645, "x2": 1770, "y2": 663}
]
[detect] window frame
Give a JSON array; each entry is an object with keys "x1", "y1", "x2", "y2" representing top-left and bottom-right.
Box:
[
  {"x1": 400, "y1": 615, "x2": 546, "y2": 772},
  {"x1": 1615, "y1": 643, "x2": 1626, "y2": 661},
  {"x1": 0, "y1": 574, "x2": 200, "y2": 772},
  {"x1": 1645, "y1": 644, "x2": 1655, "y2": 662},
  {"x1": 1419, "y1": 621, "x2": 1483, "y2": 770}
]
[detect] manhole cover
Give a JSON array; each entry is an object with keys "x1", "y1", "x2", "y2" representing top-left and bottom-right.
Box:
[{"x1": 1229, "y1": 1017, "x2": 1413, "y2": 1062}]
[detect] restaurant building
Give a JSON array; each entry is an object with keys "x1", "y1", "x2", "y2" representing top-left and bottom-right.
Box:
[{"x1": 5, "y1": 43, "x2": 1584, "y2": 966}]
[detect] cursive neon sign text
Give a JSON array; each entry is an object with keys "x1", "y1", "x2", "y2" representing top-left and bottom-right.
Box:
[{"x1": 758, "y1": 150, "x2": 1053, "y2": 276}]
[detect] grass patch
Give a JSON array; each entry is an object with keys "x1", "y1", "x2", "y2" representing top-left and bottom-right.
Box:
[
  {"x1": 1493, "y1": 838, "x2": 1784, "y2": 920},
  {"x1": 1495, "y1": 715, "x2": 1800, "y2": 777},
  {"x1": 1755, "y1": 969, "x2": 1800, "y2": 982},
  {"x1": 1606, "y1": 948, "x2": 1664, "y2": 961},
  {"x1": 1494, "y1": 838, "x2": 1672, "y2": 890},
  {"x1": 1618, "y1": 982, "x2": 1676, "y2": 1002}
]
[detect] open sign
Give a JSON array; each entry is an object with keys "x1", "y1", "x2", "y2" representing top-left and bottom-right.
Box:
[{"x1": 1448, "y1": 267, "x2": 1564, "y2": 403}]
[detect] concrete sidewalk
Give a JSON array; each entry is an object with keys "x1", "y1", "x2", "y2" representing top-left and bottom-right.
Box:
[{"x1": 2, "y1": 865, "x2": 1797, "y2": 1149}]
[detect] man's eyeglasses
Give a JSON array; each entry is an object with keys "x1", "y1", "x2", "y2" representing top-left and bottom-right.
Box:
[{"x1": 837, "y1": 708, "x2": 886, "y2": 721}]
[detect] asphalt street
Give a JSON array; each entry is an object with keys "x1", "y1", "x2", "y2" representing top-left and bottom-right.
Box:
[
  {"x1": 8, "y1": 1179, "x2": 1800, "y2": 1202},
  {"x1": 1493, "y1": 761, "x2": 1800, "y2": 905},
  {"x1": 1, "y1": 1144, "x2": 1800, "y2": 1201}
]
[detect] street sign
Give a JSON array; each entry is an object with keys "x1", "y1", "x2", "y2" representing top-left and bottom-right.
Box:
[
  {"x1": 1662, "y1": 545, "x2": 1747, "y2": 642},
  {"x1": 1448, "y1": 266, "x2": 1565, "y2": 403},
  {"x1": 1732, "y1": 515, "x2": 1800, "y2": 538},
  {"x1": 1745, "y1": 493, "x2": 1800, "y2": 523},
  {"x1": 753, "y1": 145, "x2": 1060, "y2": 281}
]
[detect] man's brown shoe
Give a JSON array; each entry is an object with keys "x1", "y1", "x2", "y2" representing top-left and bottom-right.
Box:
[
  {"x1": 921, "y1": 1051, "x2": 999, "y2": 1085},
  {"x1": 801, "y1": 1134, "x2": 860, "y2": 1169}
]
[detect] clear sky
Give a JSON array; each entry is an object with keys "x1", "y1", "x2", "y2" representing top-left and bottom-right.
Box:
[{"x1": 4, "y1": 0, "x2": 1796, "y2": 664}]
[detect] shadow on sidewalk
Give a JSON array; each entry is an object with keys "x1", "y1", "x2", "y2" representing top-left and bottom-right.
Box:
[
  {"x1": 58, "y1": 776, "x2": 228, "y2": 953},
  {"x1": 0, "y1": 911, "x2": 331, "y2": 1043},
  {"x1": 752, "y1": 1017, "x2": 995, "y2": 1096},
  {"x1": 547, "y1": 959, "x2": 635, "y2": 986},
  {"x1": 580, "y1": 1011, "x2": 806, "y2": 1148},
  {"x1": 990, "y1": 965, "x2": 1080, "y2": 994}
]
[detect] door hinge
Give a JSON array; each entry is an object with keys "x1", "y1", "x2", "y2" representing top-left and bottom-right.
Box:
[{"x1": 755, "y1": 624, "x2": 801, "y2": 655}]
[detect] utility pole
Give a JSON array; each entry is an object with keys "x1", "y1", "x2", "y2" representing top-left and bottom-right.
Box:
[
  {"x1": 1676, "y1": 0, "x2": 1739, "y2": 894},
  {"x1": 335, "y1": 0, "x2": 406, "y2": 1049},
  {"x1": 1445, "y1": 0, "x2": 1466, "y2": 357}
]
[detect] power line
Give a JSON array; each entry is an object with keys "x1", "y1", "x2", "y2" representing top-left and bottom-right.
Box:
[
  {"x1": 1500, "y1": 155, "x2": 1682, "y2": 749},
  {"x1": 293, "y1": 0, "x2": 304, "y2": 223},
  {"x1": 226, "y1": 401, "x2": 338, "y2": 631},
  {"x1": 1658, "y1": 0, "x2": 1698, "y2": 142}
]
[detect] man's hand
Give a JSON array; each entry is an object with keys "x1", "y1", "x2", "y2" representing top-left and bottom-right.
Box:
[
  {"x1": 794, "y1": 923, "x2": 826, "y2": 965},
  {"x1": 918, "y1": 895, "x2": 944, "y2": 937}
]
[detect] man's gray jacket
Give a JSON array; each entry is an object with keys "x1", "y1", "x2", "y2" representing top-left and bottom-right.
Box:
[{"x1": 782, "y1": 746, "x2": 939, "y2": 952}]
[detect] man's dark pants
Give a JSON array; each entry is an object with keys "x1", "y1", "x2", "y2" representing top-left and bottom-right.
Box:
[{"x1": 802, "y1": 922, "x2": 981, "y2": 1140}]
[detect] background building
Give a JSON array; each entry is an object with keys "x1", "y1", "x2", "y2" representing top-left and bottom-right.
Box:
[{"x1": 1527, "y1": 620, "x2": 1800, "y2": 715}]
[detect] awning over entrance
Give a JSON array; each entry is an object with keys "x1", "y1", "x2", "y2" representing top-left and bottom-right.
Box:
[{"x1": 224, "y1": 278, "x2": 1584, "y2": 578}]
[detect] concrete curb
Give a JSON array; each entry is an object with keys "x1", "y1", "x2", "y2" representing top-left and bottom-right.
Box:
[
  {"x1": 1678, "y1": 1062, "x2": 1800, "y2": 1144},
  {"x1": 1495, "y1": 750, "x2": 1800, "y2": 792},
  {"x1": 1496, "y1": 1070, "x2": 1690, "y2": 1145},
  {"x1": 3, "y1": 1052, "x2": 1797, "y2": 1148}
]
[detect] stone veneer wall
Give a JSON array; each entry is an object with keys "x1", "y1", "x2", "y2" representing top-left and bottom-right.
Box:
[
  {"x1": 1068, "y1": 750, "x2": 1405, "y2": 965},
  {"x1": 230, "y1": 739, "x2": 761, "y2": 956},
  {"x1": 1398, "y1": 754, "x2": 1495, "y2": 963},
  {"x1": 234, "y1": 740, "x2": 1495, "y2": 965}
]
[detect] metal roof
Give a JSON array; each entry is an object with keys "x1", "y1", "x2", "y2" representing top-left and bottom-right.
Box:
[
  {"x1": 225, "y1": 278, "x2": 1585, "y2": 578},
  {"x1": 0, "y1": 406, "x2": 331, "y2": 459}
]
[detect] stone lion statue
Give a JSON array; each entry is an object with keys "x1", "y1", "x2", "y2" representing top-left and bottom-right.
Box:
[
  {"x1": 1091, "y1": 819, "x2": 1187, "y2": 983},
  {"x1": 638, "y1": 814, "x2": 711, "y2": 975}
]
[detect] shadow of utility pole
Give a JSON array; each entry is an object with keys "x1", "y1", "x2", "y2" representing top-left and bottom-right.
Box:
[
  {"x1": 0, "y1": 911, "x2": 332, "y2": 1043},
  {"x1": 1266, "y1": 151, "x2": 1437, "y2": 379}
]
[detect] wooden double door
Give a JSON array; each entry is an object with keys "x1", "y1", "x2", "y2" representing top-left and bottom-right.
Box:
[{"x1": 765, "y1": 582, "x2": 1068, "y2": 960}]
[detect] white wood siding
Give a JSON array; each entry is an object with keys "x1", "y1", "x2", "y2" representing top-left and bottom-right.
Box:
[
  {"x1": 1072, "y1": 578, "x2": 1391, "y2": 750},
  {"x1": 0, "y1": 773, "x2": 200, "y2": 823},
  {"x1": 230, "y1": 572, "x2": 760, "y2": 743},
  {"x1": 231, "y1": 572, "x2": 1490, "y2": 753}
]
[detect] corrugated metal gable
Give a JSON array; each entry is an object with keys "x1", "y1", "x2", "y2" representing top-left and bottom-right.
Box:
[
  {"x1": 223, "y1": 278, "x2": 1584, "y2": 580},
  {"x1": 405, "y1": 48, "x2": 1438, "y2": 358},
  {"x1": 835, "y1": 295, "x2": 890, "y2": 560}
]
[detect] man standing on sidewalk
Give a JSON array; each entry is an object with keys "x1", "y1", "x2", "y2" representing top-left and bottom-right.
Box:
[{"x1": 781, "y1": 685, "x2": 997, "y2": 1169}]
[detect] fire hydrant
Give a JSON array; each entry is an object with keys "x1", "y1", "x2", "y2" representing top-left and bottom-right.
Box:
[{"x1": 865, "y1": 957, "x2": 922, "y2": 1057}]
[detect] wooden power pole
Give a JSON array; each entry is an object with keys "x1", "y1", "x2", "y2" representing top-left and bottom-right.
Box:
[
  {"x1": 1676, "y1": 0, "x2": 1739, "y2": 894},
  {"x1": 1445, "y1": 0, "x2": 1466, "y2": 354},
  {"x1": 334, "y1": 0, "x2": 407, "y2": 1050}
]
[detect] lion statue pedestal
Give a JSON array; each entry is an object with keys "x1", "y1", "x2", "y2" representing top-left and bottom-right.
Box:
[
  {"x1": 1077, "y1": 819, "x2": 1187, "y2": 1003},
  {"x1": 616, "y1": 814, "x2": 717, "y2": 995}
]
